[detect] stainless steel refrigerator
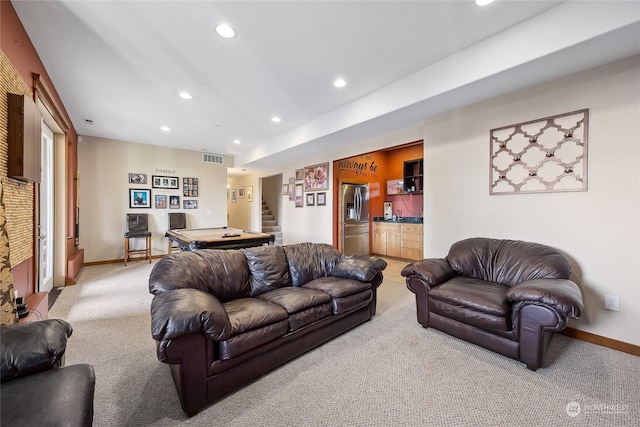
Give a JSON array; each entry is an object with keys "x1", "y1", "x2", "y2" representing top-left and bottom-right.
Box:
[{"x1": 341, "y1": 183, "x2": 370, "y2": 256}]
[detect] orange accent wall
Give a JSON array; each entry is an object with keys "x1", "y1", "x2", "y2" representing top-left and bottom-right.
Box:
[
  {"x1": 386, "y1": 143, "x2": 423, "y2": 182},
  {"x1": 331, "y1": 142, "x2": 424, "y2": 247}
]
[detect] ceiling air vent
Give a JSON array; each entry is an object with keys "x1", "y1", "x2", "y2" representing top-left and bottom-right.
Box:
[{"x1": 202, "y1": 153, "x2": 224, "y2": 165}]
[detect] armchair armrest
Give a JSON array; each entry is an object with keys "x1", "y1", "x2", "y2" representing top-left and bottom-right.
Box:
[
  {"x1": 506, "y1": 278, "x2": 583, "y2": 318},
  {"x1": 1, "y1": 319, "x2": 72, "y2": 382},
  {"x1": 401, "y1": 258, "x2": 456, "y2": 291},
  {"x1": 329, "y1": 255, "x2": 387, "y2": 283},
  {"x1": 151, "y1": 288, "x2": 232, "y2": 343}
]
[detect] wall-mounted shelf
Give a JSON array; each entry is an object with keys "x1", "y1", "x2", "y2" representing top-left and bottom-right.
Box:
[{"x1": 403, "y1": 158, "x2": 423, "y2": 194}]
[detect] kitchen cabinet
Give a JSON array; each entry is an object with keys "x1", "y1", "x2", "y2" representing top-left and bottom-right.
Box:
[
  {"x1": 403, "y1": 158, "x2": 423, "y2": 194},
  {"x1": 373, "y1": 222, "x2": 401, "y2": 258},
  {"x1": 401, "y1": 223, "x2": 423, "y2": 260}
]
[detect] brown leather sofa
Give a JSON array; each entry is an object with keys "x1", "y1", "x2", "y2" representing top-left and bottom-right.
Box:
[
  {"x1": 149, "y1": 242, "x2": 386, "y2": 415},
  {"x1": 401, "y1": 237, "x2": 583, "y2": 370},
  {"x1": 0, "y1": 319, "x2": 95, "y2": 426}
]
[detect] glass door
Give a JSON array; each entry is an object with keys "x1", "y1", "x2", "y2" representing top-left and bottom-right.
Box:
[{"x1": 39, "y1": 123, "x2": 54, "y2": 293}]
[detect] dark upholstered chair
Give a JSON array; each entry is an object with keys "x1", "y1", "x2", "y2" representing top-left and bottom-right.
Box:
[
  {"x1": 167, "y1": 212, "x2": 186, "y2": 254},
  {"x1": 0, "y1": 319, "x2": 95, "y2": 426},
  {"x1": 124, "y1": 213, "x2": 152, "y2": 265},
  {"x1": 401, "y1": 237, "x2": 583, "y2": 370}
]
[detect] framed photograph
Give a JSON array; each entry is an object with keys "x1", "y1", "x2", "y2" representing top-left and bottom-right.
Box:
[
  {"x1": 152, "y1": 175, "x2": 179, "y2": 189},
  {"x1": 295, "y1": 169, "x2": 304, "y2": 181},
  {"x1": 317, "y1": 192, "x2": 326, "y2": 206},
  {"x1": 231, "y1": 188, "x2": 237, "y2": 203},
  {"x1": 289, "y1": 177, "x2": 295, "y2": 201},
  {"x1": 238, "y1": 186, "x2": 245, "y2": 199},
  {"x1": 169, "y1": 195, "x2": 180, "y2": 209},
  {"x1": 183, "y1": 177, "x2": 198, "y2": 197},
  {"x1": 294, "y1": 183, "x2": 304, "y2": 208},
  {"x1": 246, "y1": 186, "x2": 253, "y2": 202},
  {"x1": 129, "y1": 189, "x2": 151, "y2": 208},
  {"x1": 303, "y1": 163, "x2": 329, "y2": 191},
  {"x1": 128, "y1": 173, "x2": 147, "y2": 184},
  {"x1": 183, "y1": 200, "x2": 197, "y2": 209},
  {"x1": 154, "y1": 194, "x2": 167, "y2": 209},
  {"x1": 282, "y1": 184, "x2": 289, "y2": 195},
  {"x1": 306, "y1": 193, "x2": 315, "y2": 206}
]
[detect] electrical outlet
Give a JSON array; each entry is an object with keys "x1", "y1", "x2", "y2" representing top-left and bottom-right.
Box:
[{"x1": 604, "y1": 294, "x2": 620, "y2": 311}]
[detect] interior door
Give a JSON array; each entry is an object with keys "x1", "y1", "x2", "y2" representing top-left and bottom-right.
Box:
[{"x1": 39, "y1": 123, "x2": 54, "y2": 293}]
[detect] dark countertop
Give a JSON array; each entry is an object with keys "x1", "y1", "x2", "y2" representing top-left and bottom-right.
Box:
[{"x1": 373, "y1": 216, "x2": 423, "y2": 224}]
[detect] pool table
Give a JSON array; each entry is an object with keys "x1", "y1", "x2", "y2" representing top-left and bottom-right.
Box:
[{"x1": 165, "y1": 227, "x2": 273, "y2": 252}]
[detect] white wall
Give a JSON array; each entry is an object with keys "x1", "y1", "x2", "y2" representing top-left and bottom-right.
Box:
[
  {"x1": 422, "y1": 56, "x2": 640, "y2": 345},
  {"x1": 78, "y1": 137, "x2": 231, "y2": 262}
]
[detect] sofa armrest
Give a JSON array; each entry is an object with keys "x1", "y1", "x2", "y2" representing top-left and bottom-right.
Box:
[
  {"x1": 1, "y1": 319, "x2": 72, "y2": 382},
  {"x1": 401, "y1": 258, "x2": 456, "y2": 292},
  {"x1": 151, "y1": 288, "x2": 232, "y2": 343},
  {"x1": 506, "y1": 278, "x2": 583, "y2": 318},
  {"x1": 329, "y1": 255, "x2": 387, "y2": 283}
]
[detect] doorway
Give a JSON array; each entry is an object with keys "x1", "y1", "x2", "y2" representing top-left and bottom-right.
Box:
[
  {"x1": 38, "y1": 123, "x2": 54, "y2": 293},
  {"x1": 260, "y1": 174, "x2": 283, "y2": 245}
]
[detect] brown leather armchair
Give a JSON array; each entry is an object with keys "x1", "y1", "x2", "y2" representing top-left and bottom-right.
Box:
[
  {"x1": 401, "y1": 237, "x2": 583, "y2": 370},
  {"x1": 0, "y1": 319, "x2": 95, "y2": 426}
]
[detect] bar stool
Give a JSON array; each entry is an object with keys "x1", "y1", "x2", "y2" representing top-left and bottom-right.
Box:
[
  {"x1": 167, "y1": 212, "x2": 186, "y2": 254},
  {"x1": 124, "y1": 213, "x2": 151, "y2": 265}
]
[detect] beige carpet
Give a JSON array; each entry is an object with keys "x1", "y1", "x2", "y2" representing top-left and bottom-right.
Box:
[{"x1": 50, "y1": 259, "x2": 639, "y2": 426}]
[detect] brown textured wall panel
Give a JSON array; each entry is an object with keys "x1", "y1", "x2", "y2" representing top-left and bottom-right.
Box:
[{"x1": 1, "y1": 50, "x2": 35, "y2": 269}]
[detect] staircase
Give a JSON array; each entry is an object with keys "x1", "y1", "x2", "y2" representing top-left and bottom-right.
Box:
[{"x1": 262, "y1": 199, "x2": 283, "y2": 245}]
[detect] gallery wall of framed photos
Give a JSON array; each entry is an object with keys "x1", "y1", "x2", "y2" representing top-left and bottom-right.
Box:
[
  {"x1": 128, "y1": 173, "x2": 200, "y2": 211},
  {"x1": 288, "y1": 163, "x2": 329, "y2": 208}
]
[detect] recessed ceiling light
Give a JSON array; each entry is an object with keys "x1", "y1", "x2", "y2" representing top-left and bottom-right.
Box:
[
  {"x1": 215, "y1": 24, "x2": 236, "y2": 39},
  {"x1": 271, "y1": 116, "x2": 281, "y2": 123},
  {"x1": 161, "y1": 126, "x2": 170, "y2": 132},
  {"x1": 179, "y1": 91, "x2": 192, "y2": 99},
  {"x1": 333, "y1": 78, "x2": 347, "y2": 88},
  {"x1": 233, "y1": 139, "x2": 241, "y2": 144},
  {"x1": 476, "y1": 0, "x2": 494, "y2": 5}
]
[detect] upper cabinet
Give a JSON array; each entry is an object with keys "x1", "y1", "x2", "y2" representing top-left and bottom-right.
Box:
[
  {"x1": 403, "y1": 158, "x2": 423, "y2": 194},
  {"x1": 7, "y1": 93, "x2": 42, "y2": 183}
]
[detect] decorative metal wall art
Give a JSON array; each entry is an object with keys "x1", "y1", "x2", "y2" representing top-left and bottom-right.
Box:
[{"x1": 490, "y1": 109, "x2": 588, "y2": 195}]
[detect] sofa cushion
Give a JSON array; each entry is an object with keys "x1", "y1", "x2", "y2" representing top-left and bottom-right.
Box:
[
  {"x1": 259, "y1": 287, "x2": 333, "y2": 331},
  {"x1": 288, "y1": 304, "x2": 333, "y2": 330},
  {"x1": 258, "y1": 287, "x2": 331, "y2": 314},
  {"x1": 0, "y1": 364, "x2": 95, "y2": 426},
  {"x1": 218, "y1": 320, "x2": 289, "y2": 360},
  {"x1": 223, "y1": 298, "x2": 288, "y2": 335},
  {"x1": 331, "y1": 290, "x2": 373, "y2": 315},
  {"x1": 283, "y1": 243, "x2": 341, "y2": 286},
  {"x1": 302, "y1": 276, "x2": 373, "y2": 315},
  {"x1": 429, "y1": 299, "x2": 511, "y2": 331},
  {"x1": 330, "y1": 255, "x2": 387, "y2": 282},
  {"x1": 242, "y1": 246, "x2": 291, "y2": 296},
  {"x1": 302, "y1": 276, "x2": 371, "y2": 298},
  {"x1": 429, "y1": 277, "x2": 511, "y2": 316},
  {"x1": 447, "y1": 238, "x2": 571, "y2": 286},
  {"x1": 149, "y1": 250, "x2": 251, "y2": 303}
]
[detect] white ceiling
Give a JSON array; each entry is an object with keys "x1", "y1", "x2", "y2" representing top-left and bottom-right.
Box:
[{"x1": 11, "y1": 1, "x2": 640, "y2": 174}]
